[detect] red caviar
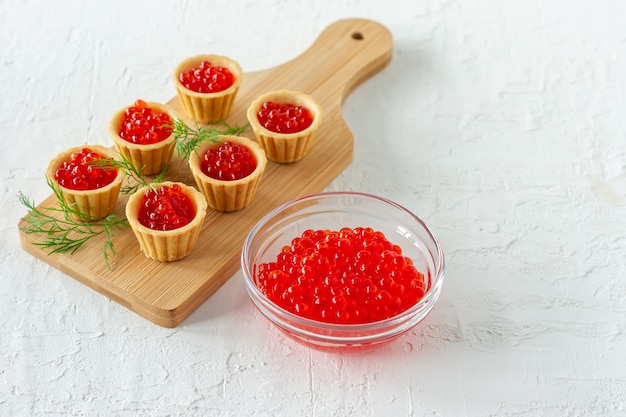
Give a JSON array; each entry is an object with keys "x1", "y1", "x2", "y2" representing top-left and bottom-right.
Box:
[
  {"x1": 179, "y1": 61, "x2": 235, "y2": 93},
  {"x1": 201, "y1": 141, "x2": 257, "y2": 181},
  {"x1": 257, "y1": 101, "x2": 314, "y2": 134},
  {"x1": 138, "y1": 184, "x2": 196, "y2": 231},
  {"x1": 55, "y1": 148, "x2": 118, "y2": 191},
  {"x1": 256, "y1": 227, "x2": 427, "y2": 324},
  {"x1": 119, "y1": 100, "x2": 172, "y2": 145}
]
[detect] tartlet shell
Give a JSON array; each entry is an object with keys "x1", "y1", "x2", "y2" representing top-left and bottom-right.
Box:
[
  {"x1": 125, "y1": 181, "x2": 208, "y2": 262},
  {"x1": 107, "y1": 101, "x2": 178, "y2": 176},
  {"x1": 188, "y1": 135, "x2": 267, "y2": 212},
  {"x1": 46, "y1": 145, "x2": 124, "y2": 221},
  {"x1": 246, "y1": 90, "x2": 323, "y2": 163},
  {"x1": 172, "y1": 54, "x2": 243, "y2": 123}
]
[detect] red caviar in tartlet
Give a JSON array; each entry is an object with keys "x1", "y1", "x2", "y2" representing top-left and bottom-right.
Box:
[
  {"x1": 126, "y1": 182, "x2": 207, "y2": 262},
  {"x1": 108, "y1": 100, "x2": 177, "y2": 175},
  {"x1": 200, "y1": 140, "x2": 257, "y2": 181},
  {"x1": 54, "y1": 147, "x2": 119, "y2": 191},
  {"x1": 256, "y1": 227, "x2": 427, "y2": 325},
  {"x1": 173, "y1": 54, "x2": 242, "y2": 123},
  {"x1": 138, "y1": 183, "x2": 197, "y2": 231},
  {"x1": 188, "y1": 135, "x2": 267, "y2": 212},
  {"x1": 46, "y1": 145, "x2": 123, "y2": 221},
  {"x1": 118, "y1": 99, "x2": 173, "y2": 145},
  {"x1": 179, "y1": 61, "x2": 235, "y2": 94},
  {"x1": 257, "y1": 101, "x2": 314, "y2": 134},
  {"x1": 247, "y1": 90, "x2": 322, "y2": 163}
]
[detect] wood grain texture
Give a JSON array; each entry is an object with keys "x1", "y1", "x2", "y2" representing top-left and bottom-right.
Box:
[{"x1": 17, "y1": 18, "x2": 393, "y2": 327}]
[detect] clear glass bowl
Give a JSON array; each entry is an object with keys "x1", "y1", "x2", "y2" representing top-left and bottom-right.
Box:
[{"x1": 241, "y1": 192, "x2": 445, "y2": 348}]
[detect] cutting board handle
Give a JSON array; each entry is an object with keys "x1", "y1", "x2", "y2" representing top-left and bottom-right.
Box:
[{"x1": 250, "y1": 18, "x2": 393, "y2": 107}]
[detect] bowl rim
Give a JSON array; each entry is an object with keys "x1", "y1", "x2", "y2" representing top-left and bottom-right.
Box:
[{"x1": 240, "y1": 191, "x2": 445, "y2": 337}]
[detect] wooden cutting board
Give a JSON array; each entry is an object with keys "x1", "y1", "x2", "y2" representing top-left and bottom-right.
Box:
[{"x1": 17, "y1": 18, "x2": 393, "y2": 327}]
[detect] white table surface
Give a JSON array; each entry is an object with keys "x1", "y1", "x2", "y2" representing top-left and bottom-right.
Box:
[{"x1": 2, "y1": 0, "x2": 625, "y2": 415}]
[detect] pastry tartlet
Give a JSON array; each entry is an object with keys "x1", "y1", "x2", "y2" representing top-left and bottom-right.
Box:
[
  {"x1": 125, "y1": 182, "x2": 207, "y2": 262},
  {"x1": 46, "y1": 145, "x2": 123, "y2": 221},
  {"x1": 173, "y1": 54, "x2": 243, "y2": 123},
  {"x1": 108, "y1": 99, "x2": 177, "y2": 176},
  {"x1": 247, "y1": 90, "x2": 323, "y2": 163},
  {"x1": 188, "y1": 135, "x2": 267, "y2": 212}
]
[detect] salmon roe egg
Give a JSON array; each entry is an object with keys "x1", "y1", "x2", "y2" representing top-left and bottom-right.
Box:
[
  {"x1": 256, "y1": 227, "x2": 427, "y2": 324},
  {"x1": 138, "y1": 184, "x2": 196, "y2": 231},
  {"x1": 54, "y1": 148, "x2": 118, "y2": 191}
]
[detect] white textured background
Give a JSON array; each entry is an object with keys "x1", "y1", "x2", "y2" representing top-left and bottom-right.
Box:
[{"x1": 2, "y1": 0, "x2": 625, "y2": 416}]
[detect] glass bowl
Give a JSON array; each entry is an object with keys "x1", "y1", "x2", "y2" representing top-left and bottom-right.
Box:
[{"x1": 241, "y1": 192, "x2": 445, "y2": 348}]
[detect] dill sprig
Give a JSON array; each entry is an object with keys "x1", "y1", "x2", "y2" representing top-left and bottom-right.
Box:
[
  {"x1": 18, "y1": 178, "x2": 129, "y2": 269},
  {"x1": 171, "y1": 118, "x2": 249, "y2": 160},
  {"x1": 92, "y1": 153, "x2": 167, "y2": 194}
]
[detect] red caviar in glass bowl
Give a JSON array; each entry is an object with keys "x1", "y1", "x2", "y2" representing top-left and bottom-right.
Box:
[
  {"x1": 241, "y1": 192, "x2": 445, "y2": 348},
  {"x1": 188, "y1": 135, "x2": 267, "y2": 212},
  {"x1": 108, "y1": 100, "x2": 178, "y2": 175},
  {"x1": 126, "y1": 182, "x2": 208, "y2": 262},
  {"x1": 46, "y1": 145, "x2": 123, "y2": 221},
  {"x1": 256, "y1": 227, "x2": 427, "y2": 325}
]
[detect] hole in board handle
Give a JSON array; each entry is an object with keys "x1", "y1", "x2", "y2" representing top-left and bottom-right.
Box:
[{"x1": 351, "y1": 32, "x2": 364, "y2": 40}]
